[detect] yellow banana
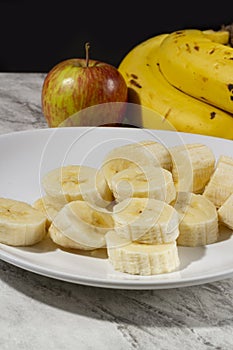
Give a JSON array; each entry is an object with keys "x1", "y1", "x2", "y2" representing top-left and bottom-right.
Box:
[
  {"x1": 157, "y1": 29, "x2": 233, "y2": 114},
  {"x1": 118, "y1": 31, "x2": 233, "y2": 139}
]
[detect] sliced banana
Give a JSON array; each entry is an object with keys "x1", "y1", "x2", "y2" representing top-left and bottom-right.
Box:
[
  {"x1": 110, "y1": 165, "x2": 176, "y2": 204},
  {"x1": 101, "y1": 140, "x2": 172, "y2": 190},
  {"x1": 169, "y1": 143, "x2": 215, "y2": 194},
  {"x1": 49, "y1": 223, "x2": 90, "y2": 250},
  {"x1": 174, "y1": 192, "x2": 219, "y2": 247},
  {"x1": 112, "y1": 197, "x2": 180, "y2": 244},
  {"x1": 218, "y1": 193, "x2": 233, "y2": 230},
  {"x1": 42, "y1": 165, "x2": 113, "y2": 208},
  {"x1": 32, "y1": 195, "x2": 64, "y2": 228},
  {"x1": 49, "y1": 200, "x2": 114, "y2": 250},
  {"x1": 203, "y1": 155, "x2": 233, "y2": 208},
  {"x1": 0, "y1": 197, "x2": 47, "y2": 246},
  {"x1": 137, "y1": 140, "x2": 172, "y2": 171},
  {"x1": 106, "y1": 230, "x2": 180, "y2": 275}
]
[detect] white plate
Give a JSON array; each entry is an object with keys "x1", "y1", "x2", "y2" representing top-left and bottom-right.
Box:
[{"x1": 1, "y1": 126, "x2": 233, "y2": 290}]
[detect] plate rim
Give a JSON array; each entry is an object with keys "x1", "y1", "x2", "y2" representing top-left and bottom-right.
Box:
[
  {"x1": 1, "y1": 124, "x2": 233, "y2": 141},
  {"x1": 1, "y1": 244, "x2": 233, "y2": 290},
  {"x1": 1, "y1": 126, "x2": 233, "y2": 290}
]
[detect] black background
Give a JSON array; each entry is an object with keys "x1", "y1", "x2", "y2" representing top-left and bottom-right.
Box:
[{"x1": 0, "y1": 1, "x2": 233, "y2": 73}]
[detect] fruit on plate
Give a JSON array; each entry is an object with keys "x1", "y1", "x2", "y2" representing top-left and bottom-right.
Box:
[
  {"x1": 106, "y1": 230, "x2": 180, "y2": 276},
  {"x1": 101, "y1": 139, "x2": 172, "y2": 190},
  {"x1": 49, "y1": 200, "x2": 114, "y2": 250},
  {"x1": 174, "y1": 192, "x2": 219, "y2": 247},
  {"x1": 32, "y1": 195, "x2": 64, "y2": 228},
  {"x1": 110, "y1": 165, "x2": 176, "y2": 204},
  {"x1": 118, "y1": 29, "x2": 233, "y2": 139},
  {"x1": 218, "y1": 193, "x2": 233, "y2": 230},
  {"x1": 41, "y1": 43, "x2": 128, "y2": 127},
  {"x1": 41, "y1": 165, "x2": 113, "y2": 208},
  {"x1": 112, "y1": 197, "x2": 180, "y2": 244},
  {"x1": 0, "y1": 197, "x2": 47, "y2": 246},
  {"x1": 169, "y1": 143, "x2": 216, "y2": 194},
  {"x1": 203, "y1": 155, "x2": 233, "y2": 208},
  {"x1": 157, "y1": 29, "x2": 233, "y2": 114},
  {"x1": 2, "y1": 137, "x2": 233, "y2": 276}
]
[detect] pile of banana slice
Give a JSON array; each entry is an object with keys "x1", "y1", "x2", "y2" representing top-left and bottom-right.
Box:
[{"x1": 1, "y1": 139, "x2": 233, "y2": 276}]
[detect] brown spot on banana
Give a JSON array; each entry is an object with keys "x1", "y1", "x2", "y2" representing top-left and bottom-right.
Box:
[
  {"x1": 163, "y1": 108, "x2": 172, "y2": 120},
  {"x1": 210, "y1": 112, "x2": 216, "y2": 119},
  {"x1": 175, "y1": 31, "x2": 185, "y2": 37},
  {"x1": 228, "y1": 84, "x2": 233, "y2": 101},
  {"x1": 209, "y1": 48, "x2": 215, "y2": 54},
  {"x1": 185, "y1": 43, "x2": 191, "y2": 53},
  {"x1": 129, "y1": 79, "x2": 142, "y2": 89}
]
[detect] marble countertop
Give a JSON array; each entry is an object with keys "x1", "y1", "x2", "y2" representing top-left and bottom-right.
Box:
[{"x1": 1, "y1": 72, "x2": 233, "y2": 350}]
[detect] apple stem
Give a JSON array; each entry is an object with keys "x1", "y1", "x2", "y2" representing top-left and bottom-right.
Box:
[{"x1": 85, "y1": 42, "x2": 90, "y2": 67}]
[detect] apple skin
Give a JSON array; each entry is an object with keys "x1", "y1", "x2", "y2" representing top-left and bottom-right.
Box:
[{"x1": 41, "y1": 58, "x2": 128, "y2": 127}]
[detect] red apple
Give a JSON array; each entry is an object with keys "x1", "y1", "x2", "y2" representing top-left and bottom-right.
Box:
[{"x1": 41, "y1": 43, "x2": 128, "y2": 127}]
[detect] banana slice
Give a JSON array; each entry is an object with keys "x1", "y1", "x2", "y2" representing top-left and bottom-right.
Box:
[
  {"x1": 203, "y1": 155, "x2": 233, "y2": 208},
  {"x1": 218, "y1": 193, "x2": 233, "y2": 230},
  {"x1": 110, "y1": 165, "x2": 176, "y2": 204},
  {"x1": 112, "y1": 197, "x2": 180, "y2": 244},
  {"x1": 49, "y1": 223, "x2": 91, "y2": 250},
  {"x1": 32, "y1": 195, "x2": 64, "y2": 228},
  {"x1": 101, "y1": 140, "x2": 172, "y2": 190},
  {"x1": 0, "y1": 197, "x2": 47, "y2": 246},
  {"x1": 169, "y1": 143, "x2": 215, "y2": 194},
  {"x1": 42, "y1": 165, "x2": 113, "y2": 208},
  {"x1": 49, "y1": 200, "x2": 114, "y2": 250},
  {"x1": 138, "y1": 140, "x2": 172, "y2": 171},
  {"x1": 106, "y1": 230, "x2": 180, "y2": 275},
  {"x1": 174, "y1": 192, "x2": 219, "y2": 247}
]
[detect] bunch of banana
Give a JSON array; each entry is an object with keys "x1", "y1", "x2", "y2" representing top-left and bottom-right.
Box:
[
  {"x1": 118, "y1": 27, "x2": 233, "y2": 139},
  {"x1": 157, "y1": 29, "x2": 233, "y2": 114}
]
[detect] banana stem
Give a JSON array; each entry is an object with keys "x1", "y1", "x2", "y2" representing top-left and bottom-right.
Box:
[{"x1": 221, "y1": 23, "x2": 233, "y2": 47}]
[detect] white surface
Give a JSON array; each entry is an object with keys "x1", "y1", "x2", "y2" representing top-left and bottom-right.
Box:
[{"x1": 0, "y1": 126, "x2": 233, "y2": 290}]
